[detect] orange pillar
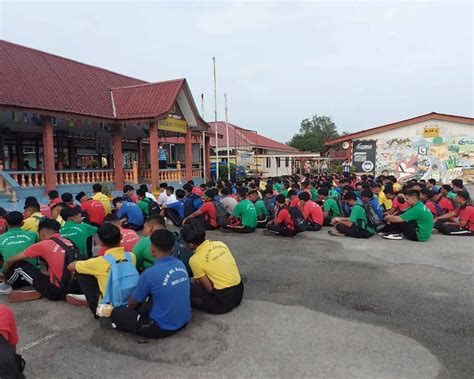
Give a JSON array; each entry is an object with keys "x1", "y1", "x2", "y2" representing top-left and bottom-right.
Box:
[
  {"x1": 205, "y1": 136, "x2": 211, "y2": 180},
  {"x1": 149, "y1": 121, "x2": 159, "y2": 190},
  {"x1": 42, "y1": 116, "x2": 56, "y2": 192},
  {"x1": 113, "y1": 124, "x2": 123, "y2": 190},
  {"x1": 185, "y1": 128, "x2": 193, "y2": 181}
]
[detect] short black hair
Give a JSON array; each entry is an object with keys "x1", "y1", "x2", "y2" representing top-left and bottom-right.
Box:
[
  {"x1": 136, "y1": 188, "x2": 146, "y2": 197},
  {"x1": 150, "y1": 229, "x2": 175, "y2": 253},
  {"x1": 60, "y1": 206, "x2": 81, "y2": 221},
  {"x1": 442, "y1": 184, "x2": 452, "y2": 192},
  {"x1": 237, "y1": 187, "x2": 248, "y2": 198},
  {"x1": 123, "y1": 184, "x2": 134, "y2": 193},
  {"x1": 145, "y1": 214, "x2": 166, "y2": 226},
  {"x1": 38, "y1": 218, "x2": 61, "y2": 233},
  {"x1": 298, "y1": 192, "x2": 310, "y2": 202},
  {"x1": 451, "y1": 179, "x2": 463, "y2": 188},
  {"x1": 456, "y1": 190, "x2": 470, "y2": 201},
  {"x1": 24, "y1": 202, "x2": 40, "y2": 212},
  {"x1": 0, "y1": 207, "x2": 6, "y2": 217},
  {"x1": 5, "y1": 211, "x2": 23, "y2": 226},
  {"x1": 159, "y1": 183, "x2": 168, "y2": 189},
  {"x1": 180, "y1": 223, "x2": 206, "y2": 246},
  {"x1": 318, "y1": 187, "x2": 329, "y2": 197},
  {"x1": 93, "y1": 183, "x2": 102, "y2": 192},
  {"x1": 182, "y1": 183, "x2": 193, "y2": 193},
  {"x1": 428, "y1": 179, "x2": 436, "y2": 185},
  {"x1": 343, "y1": 191, "x2": 357, "y2": 201},
  {"x1": 166, "y1": 186, "x2": 175, "y2": 193},
  {"x1": 371, "y1": 183, "x2": 381, "y2": 189},
  {"x1": 104, "y1": 213, "x2": 120, "y2": 223},
  {"x1": 276, "y1": 194, "x2": 286, "y2": 204},
  {"x1": 139, "y1": 184, "x2": 149, "y2": 192},
  {"x1": 112, "y1": 196, "x2": 124, "y2": 207},
  {"x1": 24, "y1": 196, "x2": 39, "y2": 206},
  {"x1": 61, "y1": 192, "x2": 73, "y2": 203},
  {"x1": 175, "y1": 189, "x2": 185, "y2": 199},
  {"x1": 48, "y1": 190, "x2": 59, "y2": 199},
  {"x1": 97, "y1": 223, "x2": 121, "y2": 247},
  {"x1": 221, "y1": 187, "x2": 230, "y2": 196},
  {"x1": 360, "y1": 189, "x2": 373, "y2": 199},
  {"x1": 405, "y1": 189, "x2": 420, "y2": 198},
  {"x1": 288, "y1": 189, "x2": 297, "y2": 197}
]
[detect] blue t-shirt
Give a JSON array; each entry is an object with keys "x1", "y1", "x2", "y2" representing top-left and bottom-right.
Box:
[
  {"x1": 117, "y1": 202, "x2": 144, "y2": 226},
  {"x1": 132, "y1": 256, "x2": 191, "y2": 330},
  {"x1": 167, "y1": 199, "x2": 185, "y2": 218},
  {"x1": 159, "y1": 148, "x2": 167, "y2": 161}
]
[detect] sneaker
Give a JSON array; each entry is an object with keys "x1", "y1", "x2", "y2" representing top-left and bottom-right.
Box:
[
  {"x1": 382, "y1": 234, "x2": 403, "y2": 240},
  {"x1": 8, "y1": 289, "x2": 41, "y2": 302},
  {"x1": 0, "y1": 282, "x2": 13, "y2": 295},
  {"x1": 66, "y1": 294, "x2": 88, "y2": 306},
  {"x1": 376, "y1": 232, "x2": 386, "y2": 237},
  {"x1": 328, "y1": 229, "x2": 345, "y2": 237}
]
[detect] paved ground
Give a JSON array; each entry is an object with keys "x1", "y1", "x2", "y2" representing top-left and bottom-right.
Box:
[{"x1": 1, "y1": 228, "x2": 473, "y2": 378}]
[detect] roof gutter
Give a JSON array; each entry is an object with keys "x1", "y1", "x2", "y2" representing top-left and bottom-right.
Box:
[{"x1": 110, "y1": 90, "x2": 117, "y2": 118}]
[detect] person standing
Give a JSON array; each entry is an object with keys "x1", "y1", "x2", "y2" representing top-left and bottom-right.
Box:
[
  {"x1": 342, "y1": 159, "x2": 351, "y2": 178},
  {"x1": 159, "y1": 144, "x2": 167, "y2": 169}
]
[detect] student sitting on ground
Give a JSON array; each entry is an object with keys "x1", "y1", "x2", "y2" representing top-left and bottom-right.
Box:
[
  {"x1": 0, "y1": 212, "x2": 39, "y2": 295},
  {"x1": 225, "y1": 188, "x2": 257, "y2": 233},
  {"x1": 451, "y1": 179, "x2": 469, "y2": 199},
  {"x1": 266, "y1": 194, "x2": 296, "y2": 237},
  {"x1": 21, "y1": 201, "x2": 44, "y2": 233},
  {"x1": 182, "y1": 183, "x2": 203, "y2": 217},
  {"x1": 48, "y1": 190, "x2": 62, "y2": 209},
  {"x1": 288, "y1": 190, "x2": 300, "y2": 208},
  {"x1": 98, "y1": 214, "x2": 140, "y2": 256},
  {"x1": 139, "y1": 184, "x2": 158, "y2": 203},
  {"x1": 92, "y1": 183, "x2": 112, "y2": 214},
  {"x1": 360, "y1": 189, "x2": 385, "y2": 220},
  {"x1": 24, "y1": 196, "x2": 51, "y2": 219},
  {"x1": 66, "y1": 223, "x2": 138, "y2": 315},
  {"x1": 220, "y1": 187, "x2": 238, "y2": 214},
  {"x1": 298, "y1": 192, "x2": 323, "y2": 231},
  {"x1": 113, "y1": 197, "x2": 144, "y2": 231},
  {"x1": 123, "y1": 185, "x2": 138, "y2": 203},
  {"x1": 60, "y1": 207, "x2": 97, "y2": 258},
  {"x1": 0, "y1": 305, "x2": 25, "y2": 379},
  {"x1": 329, "y1": 192, "x2": 374, "y2": 238},
  {"x1": 76, "y1": 191, "x2": 106, "y2": 227},
  {"x1": 181, "y1": 223, "x2": 243, "y2": 314},
  {"x1": 182, "y1": 190, "x2": 219, "y2": 230},
  {"x1": 110, "y1": 229, "x2": 191, "y2": 338},
  {"x1": 423, "y1": 190, "x2": 445, "y2": 217},
  {"x1": 157, "y1": 183, "x2": 169, "y2": 206},
  {"x1": 381, "y1": 189, "x2": 434, "y2": 241},
  {"x1": 318, "y1": 187, "x2": 341, "y2": 226},
  {"x1": 165, "y1": 186, "x2": 178, "y2": 204},
  {"x1": 433, "y1": 191, "x2": 473, "y2": 236},
  {"x1": 248, "y1": 190, "x2": 270, "y2": 228},
  {"x1": 161, "y1": 188, "x2": 185, "y2": 226},
  {"x1": 1, "y1": 219, "x2": 75, "y2": 301},
  {"x1": 51, "y1": 202, "x2": 66, "y2": 226}
]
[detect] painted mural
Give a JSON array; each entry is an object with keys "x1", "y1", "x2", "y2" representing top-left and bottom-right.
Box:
[{"x1": 375, "y1": 136, "x2": 474, "y2": 183}]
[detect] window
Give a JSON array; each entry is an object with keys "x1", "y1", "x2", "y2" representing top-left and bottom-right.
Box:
[
  {"x1": 276, "y1": 157, "x2": 281, "y2": 168},
  {"x1": 285, "y1": 158, "x2": 289, "y2": 167},
  {"x1": 266, "y1": 157, "x2": 271, "y2": 168}
]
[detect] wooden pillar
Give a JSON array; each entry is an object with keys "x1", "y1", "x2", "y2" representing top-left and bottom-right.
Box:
[
  {"x1": 205, "y1": 136, "x2": 211, "y2": 180},
  {"x1": 42, "y1": 116, "x2": 56, "y2": 192},
  {"x1": 185, "y1": 128, "x2": 193, "y2": 181},
  {"x1": 15, "y1": 136, "x2": 24, "y2": 170},
  {"x1": 113, "y1": 124, "x2": 123, "y2": 190},
  {"x1": 149, "y1": 121, "x2": 159, "y2": 191}
]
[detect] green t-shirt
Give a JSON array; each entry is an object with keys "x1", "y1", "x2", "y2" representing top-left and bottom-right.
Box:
[
  {"x1": 0, "y1": 228, "x2": 39, "y2": 271},
  {"x1": 323, "y1": 198, "x2": 341, "y2": 219},
  {"x1": 329, "y1": 188, "x2": 340, "y2": 200},
  {"x1": 281, "y1": 189, "x2": 289, "y2": 198},
  {"x1": 274, "y1": 183, "x2": 283, "y2": 192},
  {"x1": 310, "y1": 188, "x2": 318, "y2": 201},
  {"x1": 400, "y1": 201, "x2": 434, "y2": 241},
  {"x1": 254, "y1": 199, "x2": 270, "y2": 218},
  {"x1": 232, "y1": 199, "x2": 257, "y2": 229},
  {"x1": 60, "y1": 221, "x2": 97, "y2": 256},
  {"x1": 447, "y1": 191, "x2": 457, "y2": 200},
  {"x1": 138, "y1": 198, "x2": 150, "y2": 216},
  {"x1": 132, "y1": 236, "x2": 154, "y2": 271},
  {"x1": 350, "y1": 204, "x2": 375, "y2": 234}
]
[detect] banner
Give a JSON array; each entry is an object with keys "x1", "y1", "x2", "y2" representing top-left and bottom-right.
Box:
[
  {"x1": 158, "y1": 117, "x2": 187, "y2": 133},
  {"x1": 352, "y1": 140, "x2": 376, "y2": 173},
  {"x1": 236, "y1": 150, "x2": 254, "y2": 167}
]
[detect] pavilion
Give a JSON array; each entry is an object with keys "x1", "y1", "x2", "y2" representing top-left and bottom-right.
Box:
[{"x1": 0, "y1": 40, "x2": 211, "y2": 201}]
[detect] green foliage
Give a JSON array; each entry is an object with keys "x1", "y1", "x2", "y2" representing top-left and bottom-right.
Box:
[
  {"x1": 288, "y1": 115, "x2": 340, "y2": 152},
  {"x1": 217, "y1": 163, "x2": 237, "y2": 180}
]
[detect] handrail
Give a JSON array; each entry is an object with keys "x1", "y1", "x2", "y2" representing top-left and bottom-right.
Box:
[{"x1": 0, "y1": 172, "x2": 21, "y2": 189}]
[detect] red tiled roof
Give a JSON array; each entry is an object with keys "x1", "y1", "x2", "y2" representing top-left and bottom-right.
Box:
[
  {"x1": 325, "y1": 112, "x2": 474, "y2": 146},
  {"x1": 208, "y1": 122, "x2": 299, "y2": 152}
]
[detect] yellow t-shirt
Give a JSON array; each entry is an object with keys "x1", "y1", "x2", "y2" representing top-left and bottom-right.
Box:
[
  {"x1": 189, "y1": 240, "x2": 241, "y2": 290},
  {"x1": 22, "y1": 212, "x2": 44, "y2": 233},
  {"x1": 75, "y1": 247, "x2": 136, "y2": 297},
  {"x1": 378, "y1": 191, "x2": 392, "y2": 210},
  {"x1": 393, "y1": 182, "x2": 401, "y2": 192},
  {"x1": 92, "y1": 192, "x2": 111, "y2": 214}
]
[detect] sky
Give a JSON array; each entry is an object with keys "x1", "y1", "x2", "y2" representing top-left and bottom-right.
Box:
[{"x1": 0, "y1": 0, "x2": 472, "y2": 143}]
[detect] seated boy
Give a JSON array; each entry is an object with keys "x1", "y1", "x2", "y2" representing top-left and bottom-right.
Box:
[
  {"x1": 225, "y1": 188, "x2": 257, "y2": 233},
  {"x1": 182, "y1": 190, "x2": 218, "y2": 230},
  {"x1": 266, "y1": 194, "x2": 296, "y2": 237},
  {"x1": 381, "y1": 189, "x2": 433, "y2": 241},
  {"x1": 60, "y1": 207, "x2": 98, "y2": 258},
  {"x1": 181, "y1": 223, "x2": 243, "y2": 314},
  {"x1": 161, "y1": 189, "x2": 185, "y2": 226},
  {"x1": 298, "y1": 192, "x2": 323, "y2": 231},
  {"x1": 76, "y1": 192, "x2": 106, "y2": 227},
  {"x1": 248, "y1": 190, "x2": 270, "y2": 228},
  {"x1": 98, "y1": 214, "x2": 140, "y2": 256},
  {"x1": 21, "y1": 201, "x2": 44, "y2": 233},
  {"x1": 113, "y1": 197, "x2": 144, "y2": 231},
  {"x1": 329, "y1": 192, "x2": 374, "y2": 238},
  {"x1": 433, "y1": 191, "x2": 473, "y2": 235},
  {"x1": 110, "y1": 229, "x2": 191, "y2": 338},
  {"x1": 0, "y1": 305, "x2": 25, "y2": 378}
]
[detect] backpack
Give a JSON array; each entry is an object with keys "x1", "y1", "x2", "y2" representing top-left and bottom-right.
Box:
[
  {"x1": 0, "y1": 336, "x2": 25, "y2": 379},
  {"x1": 213, "y1": 201, "x2": 229, "y2": 228},
  {"x1": 171, "y1": 233, "x2": 193, "y2": 277},
  {"x1": 287, "y1": 206, "x2": 308, "y2": 233},
  {"x1": 49, "y1": 237, "x2": 84, "y2": 295},
  {"x1": 147, "y1": 199, "x2": 161, "y2": 216},
  {"x1": 264, "y1": 197, "x2": 276, "y2": 219},
  {"x1": 184, "y1": 194, "x2": 200, "y2": 217},
  {"x1": 428, "y1": 200, "x2": 445, "y2": 216},
  {"x1": 100, "y1": 252, "x2": 139, "y2": 307},
  {"x1": 358, "y1": 203, "x2": 384, "y2": 230}
]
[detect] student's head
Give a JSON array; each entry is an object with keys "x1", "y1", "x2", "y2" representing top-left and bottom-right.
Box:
[
  {"x1": 451, "y1": 179, "x2": 463, "y2": 191},
  {"x1": 5, "y1": 211, "x2": 23, "y2": 229},
  {"x1": 123, "y1": 185, "x2": 134, "y2": 196},
  {"x1": 202, "y1": 189, "x2": 215, "y2": 202},
  {"x1": 419, "y1": 188, "x2": 430, "y2": 202},
  {"x1": 187, "y1": 180, "x2": 195, "y2": 186},
  {"x1": 112, "y1": 196, "x2": 124, "y2": 209},
  {"x1": 139, "y1": 184, "x2": 149, "y2": 193},
  {"x1": 143, "y1": 215, "x2": 166, "y2": 236},
  {"x1": 298, "y1": 191, "x2": 311, "y2": 205},
  {"x1": 136, "y1": 188, "x2": 146, "y2": 200},
  {"x1": 60, "y1": 207, "x2": 82, "y2": 223},
  {"x1": 180, "y1": 223, "x2": 206, "y2": 250},
  {"x1": 405, "y1": 189, "x2": 420, "y2": 206},
  {"x1": 48, "y1": 190, "x2": 59, "y2": 200},
  {"x1": 383, "y1": 184, "x2": 395, "y2": 199},
  {"x1": 61, "y1": 192, "x2": 74, "y2": 204},
  {"x1": 92, "y1": 183, "x2": 102, "y2": 193},
  {"x1": 150, "y1": 229, "x2": 176, "y2": 258},
  {"x1": 427, "y1": 179, "x2": 436, "y2": 187},
  {"x1": 360, "y1": 189, "x2": 373, "y2": 202},
  {"x1": 262, "y1": 189, "x2": 273, "y2": 199},
  {"x1": 455, "y1": 190, "x2": 470, "y2": 207},
  {"x1": 97, "y1": 223, "x2": 121, "y2": 248},
  {"x1": 175, "y1": 189, "x2": 185, "y2": 200},
  {"x1": 220, "y1": 187, "x2": 230, "y2": 197},
  {"x1": 371, "y1": 183, "x2": 381, "y2": 195},
  {"x1": 343, "y1": 191, "x2": 358, "y2": 206},
  {"x1": 159, "y1": 183, "x2": 168, "y2": 192},
  {"x1": 23, "y1": 201, "x2": 40, "y2": 217},
  {"x1": 38, "y1": 218, "x2": 61, "y2": 240},
  {"x1": 51, "y1": 202, "x2": 67, "y2": 220},
  {"x1": 235, "y1": 187, "x2": 247, "y2": 201},
  {"x1": 166, "y1": 186, "x2": 175, "y2": 196},
  {"x1": 75, "y1": 191, "x2": 88, "y2": 204},
  {"x1": 275, "y1": 194, "x2": 286, "y2": 208},
  {"x1": 427, "y1": 190, "x2": 440, "y2": 202},
  {"x1": 441, "y1": 184, "x2": 452, "y2": 195},
  {"x1": 0, "y1": 208, "x2": 6, "y2": 218},
  {"x1": 318, "y1": 187, "x2": 329, "y2": 199},
  {"x1": 182, "y1": 183, "x2": 193, "y2": 195},
  {"x1": 247, "y1": 190, "x2": 259, "y2": 203},
  {"x1": 103, "y1": 213, "x2": 121, "y2": 227},
  {"x1": 287, "y1": 189, "x2": 297, "y2": 198}
]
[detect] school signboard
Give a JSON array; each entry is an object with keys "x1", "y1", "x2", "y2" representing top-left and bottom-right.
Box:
[{"x1": 353, "y1": 140, "x2": 376, "y2": 174}]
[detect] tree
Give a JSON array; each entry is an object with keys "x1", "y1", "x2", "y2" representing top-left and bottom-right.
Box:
[{"x1": 288, "y1": 115, "x2": 339, "y2": 152}]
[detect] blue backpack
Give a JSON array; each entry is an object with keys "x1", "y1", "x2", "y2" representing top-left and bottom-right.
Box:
[{"x1": 100, "y1": 252, "x2": 139, "y2": 307}]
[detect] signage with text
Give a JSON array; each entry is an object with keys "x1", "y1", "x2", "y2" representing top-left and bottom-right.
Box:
[
  {"x1": 352, "y1": 140, "x2": 376, "y2": 174},
  {"x1": 158, "y1": 117, "x2": 187, "y2": 134}
]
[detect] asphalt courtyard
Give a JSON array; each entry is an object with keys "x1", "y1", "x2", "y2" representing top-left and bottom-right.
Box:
[{"x1": 1, "y1": 228, "x2": 473, "y2": 378}]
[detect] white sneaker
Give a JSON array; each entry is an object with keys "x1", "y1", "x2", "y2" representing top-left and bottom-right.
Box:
[
  {"x1": 0, "y1": 282, "x2": 13, "y2": 295},
  {"x1": 165, "y1": 218, "x2": 173, "y2": 226},
  {"x1": 382, "y1": 234, "x2": 403, "y2": 240},
  {"x1": 66, "y1": 294, "x2": 88, "y2": 306}
]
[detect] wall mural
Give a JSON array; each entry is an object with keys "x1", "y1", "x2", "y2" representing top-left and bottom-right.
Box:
[{"x1": 375, "y1": 136, "x2": 474, "y2": 183}]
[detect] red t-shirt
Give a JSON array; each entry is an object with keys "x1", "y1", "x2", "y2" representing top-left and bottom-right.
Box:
[
  {"x1": 455, "y1": 205, "x2": 474, "y2": 232},
  {"x1": 98, "y1": 227, "x2": 140, "y2": 256},
  {"x1": 0, "y1": 218, "x2": 7, "y2": 235},
  {"x1": 23, "y1": 234, "x2": 74, "y2": 287},
  {"x1": 0, "y1": 305, "x2": 18, "y2": 347},
  {"x1": 40, "y1": 204, "x2": 52, "y2": 218},
  {"x1": 49, "y1": 198, "x2": 62, "y2": 209},
  {"x1": 302, "y1": 200, "x2": 323, "y2": 225},
  {"x1": 424, "y1": 201, "x2": 438, "y2": 216},
  {"x1": 392, "y1": 197, "x2": 409, "y2": 212},
  {"x1": 290, "y1": 196, "x2": 300, "y2": 208},
  {"x1": 438, "y1": 197, "x2": 455, "y2": 213},
  {"x1": 192, "y1": 187, "x2": 204, "y2": 197},
  {"x1": 276, "y1": 208, "x2": 295, "y2": 230},
  {"x1": 200, "y1": 201, "x2": 218, "y2": 228},
  {"x1": 81, "y1": 199, "x2": 106, "y2": 225}
]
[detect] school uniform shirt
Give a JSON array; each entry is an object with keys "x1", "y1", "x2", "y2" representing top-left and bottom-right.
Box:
[
  {"x1": 23, "y1": 234, "x2": 74, "y2": 287},
  {"x1": 392, "y1": 182, "x2": 401, "y2": 192},
  {"x1": 132, "y1": 256, "x2": 191, "y2": 331},
  {"x1": 39, "y1": 204, "x2": 52, "y2": 218},
  {"x1": 22, "y1": 212, "x2": 44, "y2": 233},
  {"x1": 117, "y1": 202, "x2": 144, "y2": 226},
  {"x1": 289, "y1": 196, "x2": 300, "y2": 208},
  {"x1": 75, "y1": 247, "x2": 137, "y2": 297},
  {"x1": 400, "y1": 201, "x2": 434, "y2": 241},
  {"x1": 145, "y1": 192, "x2": 158, "y2": 203},
  {"x1": 49, "y1": 197, "x2": 62, "y2": 209},
  {"x1": 378, "y1": 190, "x2": 392, "y2": 210},
  {"x1": 157, "y1": 192, "x2": 169, "y2": 206},
  {"x1": 455, "y1": 205, "x2": 474, "y2": 232},
  {"x1": 189, "y1": 240, "x2": 241, "y2": 290},
  {"x1": 92, "y1": 192, "x2": 112, "y2": 214},
  {"x1": 424, "y1": 201, "x2": 438, "y2": 216},
  {"x1": 166, "y1": 194, "x2": 178, "y2": 205},
  {"x1": 81, "y1": 199, "x2": 106, "y2": 225},
  {"x1": 274, "y1": 183, "x2": 283, "y2": 192},
  {"x1": 166, "y1": 199, "x2": 185, "y2": 219},
  {"x1": 368, "y1": 197, "x2": 385, "y2": 220},
  {"x1": 323, "y1": 198, "x2": 341, "y2": 219},
  {"x1": 276, "y1": 207, "x2": 295, "y2": 231},
  {"x1": 438, "y1": 197, "x2": 455, "y2": 214},
  {"x1": 98, "y1": 226, "x2": 140, "y2": 256},
  {"x1": 254, "y1": 199, "x2": 270, "y2": 218},
  {"x1": 231, "y1": 199, "x2": 257, "y2": 229},
  {"x1": 0, "y1": 305, "x2": 18, "y2": 347},
  {"x1": 60, "y1": 221, "x2": 97, "y2": 257},
  {"x1": 350, "y1": 205, "x2": 375, "y2": 234},
  {"x1": 132, "y1": 237, "x2": 154, "y2": 271},
  {"x1": 0, "y1": 228, "x2": 39, "y2": 271},
  {"x1": 302, "y1": 200, "x2": 323, "y2": 225},
  {"x1": 192, "y1": 187, "x2": 204, "y2": 197},
  {"x1": 221, "y1": 196, "x2": 238, "y2": 213},
  {"x1": 200, "y1": 201, "x2": 218, "y2": 229},
  {"x1": 392, "y1": 197, "x2": 410, "y2": 212},
  {"x1": 137, "y1": 198, "x2": 151, "y2": 217},
  {"x1": 310, "y1": 188, "x2": 318, "y2": 201}
]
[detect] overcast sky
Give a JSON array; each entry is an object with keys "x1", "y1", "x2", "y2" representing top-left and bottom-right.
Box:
[{"x1": 1, "y1": 0, "x2": 472, "y2": 142}]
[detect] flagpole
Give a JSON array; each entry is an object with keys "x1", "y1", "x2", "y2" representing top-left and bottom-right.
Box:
[
  {"x1": 212, "y1": 57, "x2": 219, "y2": 181},
  {"x1": 201, "y1": 93, "x2": 206, "y2": 182},
  {"x1": 224, "y1": 93, "x2": 231, "y2": 181}
]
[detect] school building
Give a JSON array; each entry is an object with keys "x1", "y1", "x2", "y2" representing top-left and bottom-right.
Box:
[
  {"x1": 0, "y1": 40, "x2": 213, "y2": 202},
  {"x1": 324, "y1": 112, "x2": 474, "y2": 183}
]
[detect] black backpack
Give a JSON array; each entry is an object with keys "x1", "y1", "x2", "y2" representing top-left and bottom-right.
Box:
[
  {"x1": 147, "y1": 199, "x2": 161, "y2": 216},
  {"x1": 213, "y1": 201, "x2": 229, "y2": 228},
  {"x1": 171, "y1": 233, "x2": 194, "y2": 277},
  {"x1": 50, "y1": 237, "x2": 84, "y2": 295},
  {"x1": 287, "y1": 206, "x2": 308, "y2": 233},
  {"x1": 0, "y1": 335, "x2": 25, "y2": 379},
  {"x1": 358, "y1": 203, "x2": 384, "y2": 230},
  {"x1": 427, "y1": 200, "x2": 445, "y2": 217},
  {"x1": 184, "y1": 194, "x2": 200, "y2": 217}
]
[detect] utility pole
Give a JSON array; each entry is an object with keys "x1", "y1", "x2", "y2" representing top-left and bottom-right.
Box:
[
  {"x1": 201, "y1": 93, "x2": 206, "y2": 182},
  {"x1": 224, "y1": 93, "x2": 231, "y2": 181},
  {"x1": 212, "y1": 57, "x2": 219, "y2": 180}
]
